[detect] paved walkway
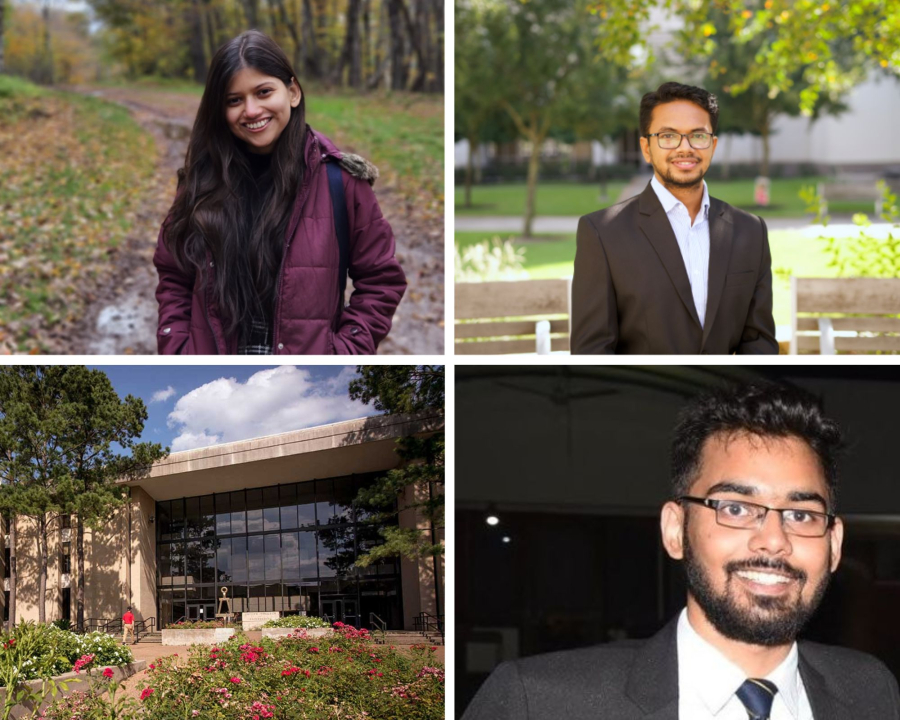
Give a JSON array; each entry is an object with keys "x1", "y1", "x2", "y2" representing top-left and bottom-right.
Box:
[{"x1": 454, "y1": 215, "x2": 863, "y2": 233}]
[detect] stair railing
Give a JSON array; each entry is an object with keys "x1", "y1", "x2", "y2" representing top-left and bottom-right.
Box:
[
  {"x1": 415, "y1": 612, "x2": 444, "y2": 644},
  {"x1": 369, "y1": 613, "x2": 387, "y2": 644},
  {"x1": 133, "y1": 617, "x2": 156, "y2": 642}
]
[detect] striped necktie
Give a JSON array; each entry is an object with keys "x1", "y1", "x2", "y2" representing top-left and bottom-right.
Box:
[{"x1": 736, "y1": 678, "x2": 779, "y2": 720}]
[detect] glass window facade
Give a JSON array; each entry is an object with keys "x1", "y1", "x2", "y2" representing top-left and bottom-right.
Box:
[{"x1": 155, "y1": 474, "x2": 402, "y2": 629}]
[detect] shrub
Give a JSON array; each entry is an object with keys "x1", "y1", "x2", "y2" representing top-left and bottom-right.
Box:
[
  {"x1": 163, "y1": 620, "x2": 233, "y2": 630},
  {"x1": 0, "y1": 623, "x2": 133, "y2": 684},
  {"x1": 260, "y1": 615, "x2": 331, "y2": 629}
]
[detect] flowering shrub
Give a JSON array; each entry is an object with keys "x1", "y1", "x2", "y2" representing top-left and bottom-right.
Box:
[
  {"x1": 260, "y1": 615, "x2": 331, "y2": 629},
  {"x1": 0, "y1": 622, "x2": 132, "y2": 682},
  {"x1": 164, "y1": 620, "x2": 233, "y2": 630},
  {"x1": 40, "y1": 623, "x2": 444, "y2": 719}
]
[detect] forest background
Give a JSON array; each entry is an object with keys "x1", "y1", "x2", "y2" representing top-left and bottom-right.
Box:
[{"x1": 0, "y1": 0, "x2": 444, "y2": 354}]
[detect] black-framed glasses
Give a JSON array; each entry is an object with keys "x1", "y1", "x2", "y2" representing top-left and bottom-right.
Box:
[
  {"x1": 678, "y1": 496, "x2": 835, "y2": 538},
  {"x1": 645, "y1": 132, "x2": 713, "y2": 150}
]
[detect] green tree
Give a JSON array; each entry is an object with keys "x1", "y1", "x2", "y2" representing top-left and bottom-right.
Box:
[
  {"x1": 454, "y1": 0, "x2": 510, "y2": 208},
  {"x1": 0, "y1": 367, "x2": 167, "y2": 630},
  {"x1": 693, "y1": 7, "x2": 853, "y2": 177},
  {"x1": 590, "y1": 0, "x2": 898, "y2": 114},
  {"x1": 349, "y1": 366, "x2": 444, "y2": 566}
]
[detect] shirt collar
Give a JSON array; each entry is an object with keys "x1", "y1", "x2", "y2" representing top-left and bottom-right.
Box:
[
  {"x1": 677, "y1": 608, "x2": 802, "y2": 718},
  {"x1": 650, "y1": 175, "x2": 710, "y2": 220}
]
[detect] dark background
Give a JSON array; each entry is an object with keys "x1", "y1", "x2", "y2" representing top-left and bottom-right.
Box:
[{"x1": 455, "y1": 365, "x2": 900, "y2": 717}]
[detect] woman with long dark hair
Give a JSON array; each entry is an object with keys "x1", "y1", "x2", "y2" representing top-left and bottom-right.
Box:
[{"x1": 154, "y1": 30, "x2": 406, "y2": 354}]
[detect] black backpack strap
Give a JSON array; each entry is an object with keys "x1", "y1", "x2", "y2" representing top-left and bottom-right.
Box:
[{"x1": 326, "y1": 161, "x2": 350, "y2": 307}]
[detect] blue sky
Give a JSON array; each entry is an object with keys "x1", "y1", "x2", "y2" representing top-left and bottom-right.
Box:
[{"x1": 90, "y1": 365, "x2": 376, "y2": 452}]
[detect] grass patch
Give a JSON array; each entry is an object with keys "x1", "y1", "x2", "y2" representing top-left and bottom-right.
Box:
[
  {"x1": 309, "y1": 90, "x2": 444, "y2": 207},
  {"x1": 456, "y1": 228, "x2": 842, "y2": 328},
  {"x1": 0, "y1": 77, "x2": 156, "y2": 352},
  {"x1": 456, "y1": 178, "x2": 878, "y2": 219},
  {"x1": 456, "y1": 181, "x2": 627, "y2": 217}
]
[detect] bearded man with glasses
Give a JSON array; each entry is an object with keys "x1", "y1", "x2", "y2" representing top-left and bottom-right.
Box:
[
  {"x1": 462, "y1": 382, "x2": 900, "y2": 720},
  {"x1": 572, "y1": 82, "x2": 778, "y2": 354}
]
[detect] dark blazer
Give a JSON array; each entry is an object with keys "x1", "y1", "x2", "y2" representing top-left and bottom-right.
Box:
[
  {"x1": 571, "y1": 182, "x2": 778, "y2": 354},
  {"x1": 461, "y1": 617, "x2": 900, "y2": 720}
]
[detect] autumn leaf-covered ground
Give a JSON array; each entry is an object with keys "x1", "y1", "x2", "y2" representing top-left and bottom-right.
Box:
[
  {"x1": 0, "y1": 75, "x2": 157, "y2": 353},
  {"x1": 0, "y1": 78, "x2": 443, "y2": 354}
]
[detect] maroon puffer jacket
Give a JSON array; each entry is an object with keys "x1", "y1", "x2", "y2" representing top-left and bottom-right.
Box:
[{"x1": 153, "y1": 129, "x2": 406, "y2": 354}]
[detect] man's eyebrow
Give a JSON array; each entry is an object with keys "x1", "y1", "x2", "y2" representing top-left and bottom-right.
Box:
[
  {"x1": 705, "y1": 482, "x2": 756, "y2": 496},
  {"x1": 787, "y1": 491, "x2": 829, "y2": 509},
  {"x1": 654, "y1": 126, "x2": 711, "y2": 133}
]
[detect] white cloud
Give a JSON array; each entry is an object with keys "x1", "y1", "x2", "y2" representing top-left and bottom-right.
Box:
[
  {"x1": 167, "y1": 366, "x2": 369, "y2": 452},
  {"x1": 150, "y1": 386, "x2": 176, "y2": 404}
]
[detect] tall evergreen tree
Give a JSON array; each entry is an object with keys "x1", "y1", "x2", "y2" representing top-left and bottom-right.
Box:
[
  {"x1": 0, "y1": 367, "x2": 167, "y2": 629},
  {"x1": 349, "y1": 366, "x2": 444, "y2": 566}
]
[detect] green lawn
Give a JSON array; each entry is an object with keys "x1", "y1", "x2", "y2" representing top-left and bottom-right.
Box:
[
  {"x1": 456, "y1": 229, "x2": 843, "y2": 328},
  {"x1": 456, "y1": 181, "x2": 627, "y2": 217},
  {"x1": 456, "y1": 179, "x2": 878, "y2": 220}
]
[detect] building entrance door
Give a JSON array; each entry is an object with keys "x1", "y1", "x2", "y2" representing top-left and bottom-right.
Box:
[
  {"x1": 187, "y1": 603, "x2": 216, "y2": 622},
  {"x1": 321, "y1": 596, "x2": 359, "y2": 627}
]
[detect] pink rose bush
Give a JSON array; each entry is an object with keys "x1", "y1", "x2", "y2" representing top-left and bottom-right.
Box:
[{"x1": 39, "y1": 623, "x2": 443, "y2": 719}]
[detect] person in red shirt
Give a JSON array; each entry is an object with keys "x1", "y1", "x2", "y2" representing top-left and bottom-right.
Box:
[{"x1": 122, "y1": 607, "x2": 135, "y2": 645}]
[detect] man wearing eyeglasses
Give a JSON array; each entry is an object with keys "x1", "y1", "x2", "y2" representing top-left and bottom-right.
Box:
[
  {"x1": 462, "y1": 382, "x2": 900, "y2": 719},
  {"x1": 571, "y1": 82, "x2": 778, "y2": 354}
]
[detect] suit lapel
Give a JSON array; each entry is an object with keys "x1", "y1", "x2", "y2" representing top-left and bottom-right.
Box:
[
  {"x1": 700, "y1": 197, "x2": 734, "y2": 351},
  {"x1": 625, "y1": 617, "x2": 680, "y2": 719},
  {"x1": 799, "y1": 644, "x2": 855, "y2": 720},
  {"x1": 637, "y1": 183, "x2": 702, "y2": 330}
]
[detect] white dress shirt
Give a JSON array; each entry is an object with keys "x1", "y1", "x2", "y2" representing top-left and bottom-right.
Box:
[
  {"x1": 676, "y1": 609, "x2": 814, "y2": 720},
  {"x1": 650, "y1": 175, "x2": 711, "y2": 328}
]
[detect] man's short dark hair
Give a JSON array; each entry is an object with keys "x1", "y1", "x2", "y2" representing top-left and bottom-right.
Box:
[
  {"x1": 640, "y1": 82, "x2": 719, "y2": 137},
  {"x1": 671, "y1": 382, "x2": 843, "y2": 507}
]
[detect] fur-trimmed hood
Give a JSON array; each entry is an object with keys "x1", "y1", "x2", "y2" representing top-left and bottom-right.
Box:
[{"x1": 311, "y1": 127, "x2": 380, "y2": 186}]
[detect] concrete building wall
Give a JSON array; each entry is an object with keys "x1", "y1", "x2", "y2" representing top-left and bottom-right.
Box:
[
  {"x1": 3, "y1": 415, "x2": 444, "y2": 631},
  {"x1": 398, "y1": 482, "x2": 445, "y2": 630}
]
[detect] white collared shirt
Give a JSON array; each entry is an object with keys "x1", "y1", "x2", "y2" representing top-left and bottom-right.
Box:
[
  {"x1": 650, "y1": 175, "x2": 711, "y2": 328},
  {"x1": 676, "y1": 609, "x2": 814, "y2": 720}
]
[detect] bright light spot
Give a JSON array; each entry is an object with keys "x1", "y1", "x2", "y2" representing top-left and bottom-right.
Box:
[
  {"x1": 502, "y1": 536, "x2": 512, "y2": 543},
  {"x1": 486, "y1": 515, "x2": 500, "y2": 526}
]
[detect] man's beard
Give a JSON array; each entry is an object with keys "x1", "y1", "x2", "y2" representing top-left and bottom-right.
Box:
[
  {"x1": 682, "y1": 527, "x2": 831, "y2": 646},
  {"x1": 657, "y1": 155, "x2": 706, "y2": 190}
]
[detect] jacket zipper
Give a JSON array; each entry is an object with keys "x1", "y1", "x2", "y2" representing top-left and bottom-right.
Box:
[{"x1": 272, "y1": 137, "x2": 324, "y2": 351}]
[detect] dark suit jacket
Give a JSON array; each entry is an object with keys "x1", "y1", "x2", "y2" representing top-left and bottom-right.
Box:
[
  {"x1": 461, "y1": 617, "x2": 900, "y2": 720},
  {"x1": 571, "y1": 182, "x2": 778, "y2": 354}
]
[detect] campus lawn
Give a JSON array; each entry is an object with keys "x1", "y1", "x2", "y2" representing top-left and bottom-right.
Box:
[
  {"x1": 456, "y1": 181, "x2": 628, "y2": 217},
  {"x1": 455, "y1": 179, "x2": 877, "y2": 219},
  {"x1": 455, "y1": 229, "x2": 840, "y2": 329}
]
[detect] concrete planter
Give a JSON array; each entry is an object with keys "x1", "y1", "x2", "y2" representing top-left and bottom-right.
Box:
[
  {"x1": 261, "y1": 627, "x2": 333, "y2": 640},
  {"x1": 0, "y1": 661, "x2": 146, "y2": 719},
  {"x1": 161, "y1": 627, "x2": 235, "y2": 646}
]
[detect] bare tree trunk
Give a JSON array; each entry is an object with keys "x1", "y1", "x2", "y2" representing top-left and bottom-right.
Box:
[
  {"x1": 524, "y1": 138, "x2": 541, "y2": 238},
  {"x1": 76, "y1": 516, "x2": 85, "y2": 632},
  {"x1": 270, "y1": 0, "x2": 302, "y2": 74},
  {"x1": 432, "y1": 0, "x2": 443, "y2": 92},
  {"x1": 302, "y1": 0, "x2": 322, "y2": 79},
  {"x1": 38, "y1": 515, "x2": 47, "y2": 623},
  {"x1": 387, "y1": 0, "x2": 407, "y2": 90},
  {"x1": 41, "y1": 1, "x2": 54, "y2": 84},
  {"x1": 362, "y1": 0, "x2": 371, "y2": 87},
  {"x1": 187, "y1": 1, "x2": 207, "y2": 83},
  {"x1": 337, "y1": 0, "x2": 362, "y2": 87},
  {"x1": 395, "y1": 0, "x2": 426, "y2": 90},
  {"x1": 8, "y1": 518, "x2": 16, "y2": 630},
  {"x1": 241, "y1": 0, "x2": 259, "y2": 28},
  {"x1": 760, "y1": 122, "x2": 770, "y2": 179},
  {"x1": 0, "y1": 0, "x2": 6, "y2": 75},
  {"x1": 465, "y1": 133, "x2": 477, "y2": 208}
]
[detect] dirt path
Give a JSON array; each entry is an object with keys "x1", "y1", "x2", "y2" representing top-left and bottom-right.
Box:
[{"x1": 58, "y1": 86, "x2": 442, "y2": 355}]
